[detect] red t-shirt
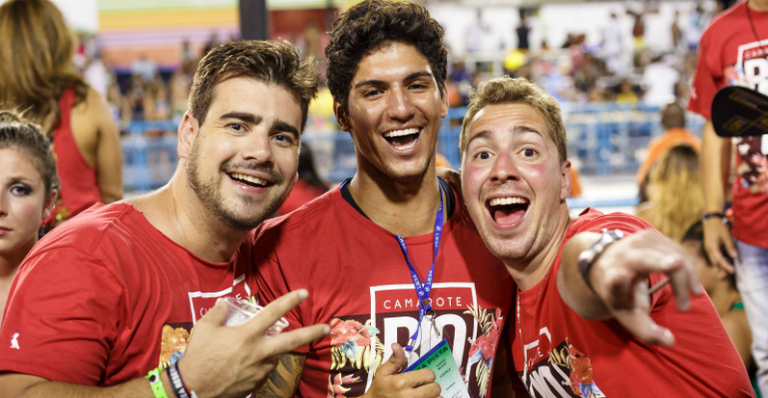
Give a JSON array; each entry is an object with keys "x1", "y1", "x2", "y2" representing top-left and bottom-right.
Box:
[
  {"x1": 276, "y1": 179, "x2": 327, "y2": 216},
  {"x1": 0, "y1": 203, "x2": 258, "y2": 385},
  {"x1": 255, "y1": 186, "x2": 514, "y2": 398},
  {"x1": 688, "y1": 0, "x2": 768, "y2": 248},
  {"x1": 510, "y1": 208, "x2": 754, "y2": 397}
]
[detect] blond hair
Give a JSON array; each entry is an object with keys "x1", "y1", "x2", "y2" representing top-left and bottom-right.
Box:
[
  {"x1": 648, "y1": 145, "x2": 703, "y2": 242},
  {"x1": 459, "y1": 76, "x2": 567, "y2": 163}
]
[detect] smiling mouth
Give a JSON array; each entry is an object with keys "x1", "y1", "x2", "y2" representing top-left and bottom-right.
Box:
[
  {"x1": 227, "y1": 172, "x2": 272, "y2": 188},
  {"x1": 383, "y1": 127, "x2": 421, "y2": 150},
  {"x1": 486, "y1": 196, "x2": 530, "y2": 225}
]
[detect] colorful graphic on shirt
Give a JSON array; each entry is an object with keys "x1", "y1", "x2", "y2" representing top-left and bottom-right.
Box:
[
  {"x1": 520, "y1": 338, "x2": 606, "y2": 398},
  {"x1": 732, "y1": 39, "x2": 768, "y2": 193},
  {"x1": 157, "y1": 275, "x2": 255, "y2": 368},
  {"x1": 325, "y1": 283, "x2": 503, "y2": 398}
]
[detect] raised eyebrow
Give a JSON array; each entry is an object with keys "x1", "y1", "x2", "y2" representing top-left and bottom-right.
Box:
[
  {"x1": 271, "y1": 120, "x2": 300, "y2": 137},
  {"x1": 466, "y1": 130, "x2": 494, "y2": 148},
  {"x1": 405, "y1": 71, "x2": 434, "y2": 82},
  {"x1": 354, "y1": 79, "x2": 386, "y2": 89},
  {"x1": 220, "y1": 112, "x2": 262, "y2": 125},
  {"x1": 513, "y1": 125, "x2": 544, "y2": 137}
]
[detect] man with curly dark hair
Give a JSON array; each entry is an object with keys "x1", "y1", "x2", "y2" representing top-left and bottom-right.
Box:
[{"x1": 254, "y1": 1, "x2": 516, "y2": 397}]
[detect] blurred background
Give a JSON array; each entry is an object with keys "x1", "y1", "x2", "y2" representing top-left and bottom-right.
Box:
[{"x1": 37, "y1": 0, "x2": 729, "y2": 214}]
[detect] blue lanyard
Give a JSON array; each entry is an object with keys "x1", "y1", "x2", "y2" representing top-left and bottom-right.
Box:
[{"x1": 395, "y1": 181, "x2": 444, "y2": 352}]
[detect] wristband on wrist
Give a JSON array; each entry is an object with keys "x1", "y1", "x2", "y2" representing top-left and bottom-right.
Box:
[
  {"x1": 702, "y1": 212, "x2": 724, "y2": 222},
  {"x1": 146, "y1": 368, "x2": 170, "y2": 398},
  {"x1": 577, "y1": 229, "x2": 624, "y2": 293},
  {"x1": 168, "y1": 361, "x2": 195, "y2": 398}
]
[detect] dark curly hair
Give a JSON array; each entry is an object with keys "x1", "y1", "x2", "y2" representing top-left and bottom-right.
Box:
[{"x1": 325, "y1": 0, "x2": 448, "y2": 112}]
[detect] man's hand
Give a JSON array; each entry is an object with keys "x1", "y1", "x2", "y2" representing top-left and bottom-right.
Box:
[
  {"x1": 178, "y1": 290, "x2": 329, "y2": 398},
  {"x1": 588, "y1": 230, "x2": 702, "y2": 347},
  {"x1": 360, "y1": 343, "x2": 441, "y2": 398},
  {"x1": 703, "y1": 218, "x2": 738, "y2": 273}
]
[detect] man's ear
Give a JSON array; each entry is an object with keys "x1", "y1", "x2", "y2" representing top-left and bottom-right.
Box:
[
  {"x1": 178, "y1": 111, "x2": 199, "y2": 159},
  {"x1": 440, "y1": 85, "x2": 449, "y2": 118},
  {"x1": 333, "y1": 99, "x2": 351, "y2": 132},
  {"x1": 561, "y1": 160, "x2": 573, "y2": 201}
]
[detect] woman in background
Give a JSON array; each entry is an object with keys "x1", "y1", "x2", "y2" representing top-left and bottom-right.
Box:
[
  {"x1": 636, "y1": 144, "x2": 703, "y2": 242},
  {"x1": 0, "y1": 0, "x2": 122, "y2": 227},
  {"x1": 277, "y1": 146, "x2": 328, "y2": 216},
  {"x1": 0, "y1": 112, "x2": 58, "y2": 323}
]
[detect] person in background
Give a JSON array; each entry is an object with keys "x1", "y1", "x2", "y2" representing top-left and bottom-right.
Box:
[
  {"x1": 0, "y1": 0, "x2": 122, "y2": 227},
  {"x1": 0, "y1": 111, "x2": 58, "y2": 324},
  {"x1": 615, "y1": 79, "x2": 638, "y2": 103},
  {"x1": 636, "y1": 102, "x2": 701, "y2": 188},
  {"x1": 688, "y1": 1, "x2": 768, "y2": 393},
  {"x1": 682, "y1": 221, "x2": 760, "y2": 397},
  {"x1": 636, "y1": 145, "x2": 703, "y2": 242},
  {"x1": 276, "y1": 146, "x2": 328, "y2": 216}
]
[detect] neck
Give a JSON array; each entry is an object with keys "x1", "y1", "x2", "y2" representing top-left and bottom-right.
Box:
[
  {"x1": 708, "y1": 282, "x2": 741, "y2": 317},
  {"x1": 126, "y1": 164, "x2": 250, "y2": 263},
  {"x1": 749, "y1": 0, "x2": 768, "y2": 12},
  {"x1": 0, "y1": 236, "x2": 35, "y2": 281},
  {"x1": 349, "y1": 157, "x2": 442, "y2": 237},
  {"x1": 503, "y1": 204, "x2": 572, "y2": 291}
]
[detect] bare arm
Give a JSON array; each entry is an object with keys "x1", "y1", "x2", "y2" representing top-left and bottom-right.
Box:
[
  {"x1": 255, "y1": 353, "x2": 305, "y2": 398},
  {"x1": 0, "y1": 372, "x2": 169, "y2": 398},
  {"x1": 89, "y1": 88, "x2": 123, "y2": 203},
  {"x1": 701, "y1": 120, "x2": 738, "y2": 272},
  {"x1": 722, "y1": 312, "x2": 753, "y2": 367},
  {"x1": 558, "y1": 230, "x2": 702, "y2": 346}
]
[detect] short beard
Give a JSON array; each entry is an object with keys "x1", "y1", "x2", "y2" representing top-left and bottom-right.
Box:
[{"x1": 186, "y1": 143, "x2": 284, "y2": 231}]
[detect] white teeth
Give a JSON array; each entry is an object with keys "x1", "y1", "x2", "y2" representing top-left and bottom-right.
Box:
[
  {"x1": 384, "y1": 128, "x2": 419, "y2": 138},
  {"x1": 230, "y1": 173, "x2": 267, "y2": 186},
  {"x1": 489, "y1": 197, "x2": 528, "y2": 207}
]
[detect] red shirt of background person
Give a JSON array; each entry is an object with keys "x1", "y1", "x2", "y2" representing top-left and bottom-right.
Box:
[
  {"x1": 0, "y1": 112, "x2": 58, "y2": 324},
  {"x1": 636, "y1": 102, "x2": 701, "y2": 185},
  {"x1": 276, "y1": 146, "x2": 327, "y2": 216},
  {"x1": 459, "y1": 76, "x2": 753, "y2": 397},
  {"x1": 0, "y1": 0, "x2": 123, "y2": 227},
  {"x1": 0, "y1": 41, "x2": 329, "y2": 398}
]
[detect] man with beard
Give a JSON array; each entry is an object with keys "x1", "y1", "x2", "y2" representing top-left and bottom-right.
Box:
[
  {"x1": 460, "y1": 76, "x2": 753, "y2": 397},
  {"x1": 0, "y1": 41, "x2": 329, "y2": 397},
  {"x1": 253, "y1": 1, "x2": 515, "y2": 398}
]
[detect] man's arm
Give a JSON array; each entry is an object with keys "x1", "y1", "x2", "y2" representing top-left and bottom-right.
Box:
[
  {"x1": 0, "y1": 291, "x2": 329, "y2": 398},
  {"x1": 255, "y1": 353, "x2": 306, "y2": 398},
  {"x1": 701, "y1": 120, "x2": 738, "y2": 272},
  {"x1": 557, "y1": 230, "x2": 702, "y2": 346}
]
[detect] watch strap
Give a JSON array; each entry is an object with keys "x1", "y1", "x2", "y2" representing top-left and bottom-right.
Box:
[
  {"x1": 577, "y1": 229, "x2": 624, "y2": 293},
  {"x1": 146, "y1": 368, "x2": 170, "y2": 398}
]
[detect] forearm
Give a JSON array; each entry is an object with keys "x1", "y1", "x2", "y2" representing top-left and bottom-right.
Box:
[
  {"x1": 255, "y1": 353, "x2": 305, "y2": 398},
  {"x1": 701, "y1": 120, "x2": 730, "y2": 213},
  {"x1": 557, "y1": 232, "x2": 611, "y2": 320},
  {"x1": 6, "y1": 372, "x2": 171, "y2": 398}
]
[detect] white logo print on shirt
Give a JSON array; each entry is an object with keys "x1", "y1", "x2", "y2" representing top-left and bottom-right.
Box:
[{"x1": 10, "y1": 333, "x2": 20, "y2": 349}]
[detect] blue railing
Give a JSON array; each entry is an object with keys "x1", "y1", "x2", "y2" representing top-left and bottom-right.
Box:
[{"x1": 121, "y1": 103, "x2": 705, "y2": 192}]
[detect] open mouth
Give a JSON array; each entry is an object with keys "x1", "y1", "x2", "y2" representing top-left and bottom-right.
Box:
[
  {"x1": 227, "y1": 172, "x2": 272, "y2": 188},
  {"x1": 486, "y1": 196, "x2": 530, "y2": 226},
  {"x1": 383, "y1": 127, "x2": 421, "y2": 151}
]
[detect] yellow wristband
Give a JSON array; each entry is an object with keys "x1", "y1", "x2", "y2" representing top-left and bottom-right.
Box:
[{"x1": 146, "y1": 368, "x2": 170, "y2": 398}]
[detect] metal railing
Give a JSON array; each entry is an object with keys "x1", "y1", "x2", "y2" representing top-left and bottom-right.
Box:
[{"x1": 121, "y1": 103, "x2": 705, "y2": 192}]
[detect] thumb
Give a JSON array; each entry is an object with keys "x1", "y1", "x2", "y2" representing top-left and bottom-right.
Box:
[
  {"x1": 377, "y1": 343, "x2": 407, "y2": 377},
  {"x1": 199, "y1": 298, "x2": 229, "y2": 327}
]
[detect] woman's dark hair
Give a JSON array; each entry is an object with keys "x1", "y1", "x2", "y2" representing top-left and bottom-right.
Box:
[
  {"x1": 0, "y1": 110, "x2": 59, "y2": 197},
  {"x1": 682, "y1": 221, "x2": 737, "y2": 290},
  {"x1": 325, "y1": 0, "x2": 448, "y2": 112},
  {"x1": 299, "y1": 146, "x2": 328, "y2": 192}
]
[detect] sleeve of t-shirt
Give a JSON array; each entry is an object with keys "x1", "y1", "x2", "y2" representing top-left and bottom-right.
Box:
[
  {"x1": 569, "y1": 212, "x2": 669, "y2": 307},
  {"x1": 688, "y1": 29, "x2": 718, "y2": 120},
  {"x1": 253, "y1": 249, "x2": 309, "y2": 354},
  {"x1": 0, "y1": 245, "x2": 125, "y2": 384}
]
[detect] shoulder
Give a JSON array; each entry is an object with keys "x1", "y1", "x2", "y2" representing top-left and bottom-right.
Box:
[
  {"x1": 568, "y1": 208, "x2": 654, "y2": 237},
  {"x1": 701, "y1": 2, "x2": 745, "y2": 40},
  {"x1": 721, "y1": 309, "x2": 751, "y2": 338},
  {"x1": 71, "y1": 85, "x2": 112, "y2": 125}
]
